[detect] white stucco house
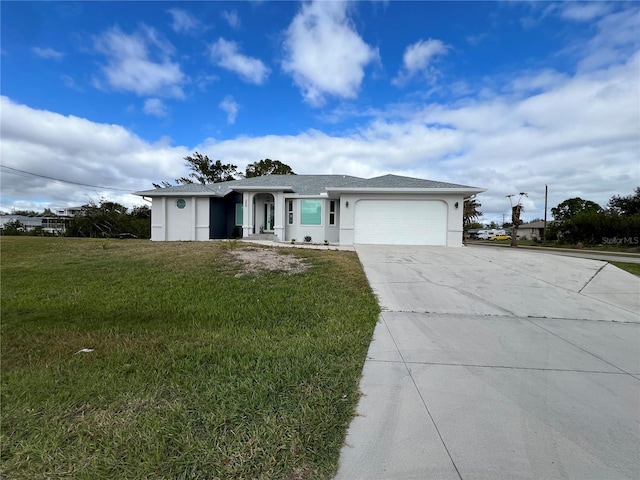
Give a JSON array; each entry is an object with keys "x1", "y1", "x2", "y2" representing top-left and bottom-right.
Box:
[
  {"x1": 517, "y1": 220, "x2": 549, "y2": 241},
  {"x1": 134, "y1": 174, "x2": 485, "y2": 246}
]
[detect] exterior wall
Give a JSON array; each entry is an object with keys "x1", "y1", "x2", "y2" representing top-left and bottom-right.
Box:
[
  {"x1": 325, "y1": 199, "x2": 340, "y2": 243},
  {"x1": 282, "y1": 198, "x2": 332, "y2": 243},
  {"x1": 151, "y1": 191, "x2": 466, "y2": 245},
  {"x1": 242, "y1": 192, "x2": 252, "y2": 238},
  {"x1": 284, "y1": 197, "x2": 295, "y2": 241},
  {"x1": 195, "y1": 198, "x2": 210, "y2": 240},
  {"x1": 248, "y1": 192, "x2": 285, "y2": 241},
  {"x1": 151, "y1": 196, "x2": 210, "y2": 241},
  {"x1": 151, "y1": 198, "x2": 166, "y2": 241},
  {"x1": 273, "y1": 192, "x2": 285, "y2": 242},
  {"x1": 210, "y1": 193, "x2": 243, "y2": 239},
  {"x1": 517, "y1": 227, "x2": 544, "y2": 240},
  {"x1": 338, "y1": 193, "x2": 465, "y2": 247}
]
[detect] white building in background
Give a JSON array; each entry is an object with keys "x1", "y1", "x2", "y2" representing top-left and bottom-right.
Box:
[
  {"x1": 56, "y1": 206, "x2": 83, "y2": 216},
  {"x1": 0, "y1": 215, "x2": 68, "y2": 235}
]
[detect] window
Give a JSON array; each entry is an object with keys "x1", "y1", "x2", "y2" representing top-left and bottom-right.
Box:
[
  {"x1": 288, "y1": 200, "x2": 294, "y2": 225},
  {"x1": 235, "y1": 203, "x2": 243, "y2": 226},
  {"x1": 300, "y1": 200, "x2": 321, "y2": 225},
  {"x1": 329, "y1": 200, "x2": 336, "y2": 226}
]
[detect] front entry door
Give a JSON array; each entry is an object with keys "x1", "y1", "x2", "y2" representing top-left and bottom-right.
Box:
[{"x1": 264, "y1": 202, "x2": 275, "y2": 232}]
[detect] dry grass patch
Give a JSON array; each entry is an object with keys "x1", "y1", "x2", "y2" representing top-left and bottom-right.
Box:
[{"x1": 229, "y1": 246, "x2": 309, "y2": 276}]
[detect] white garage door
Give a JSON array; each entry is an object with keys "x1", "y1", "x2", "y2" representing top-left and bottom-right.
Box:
[{"x1": 354, "y1": 200, "x2": 447, "y2": 245}]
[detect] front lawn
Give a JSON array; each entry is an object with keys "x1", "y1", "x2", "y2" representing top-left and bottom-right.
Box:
[
  {"x1": 610, "y1": 261, "x2": 640, "y2": 277},
  {"x1": 1, "y1": 237, "x2": 380, "y2": 479}
]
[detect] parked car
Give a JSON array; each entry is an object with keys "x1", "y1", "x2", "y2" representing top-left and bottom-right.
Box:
[{"x1": 489, "y1": 234, "x2": 511, "y2": 241}]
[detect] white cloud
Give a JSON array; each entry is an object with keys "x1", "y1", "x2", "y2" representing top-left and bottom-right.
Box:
[
  {"x1": 219, "y1": 96, "x2": 239, "y2": 124},
  {"x1": 393, "y1": 39, "x2": 448, "y2": 86},
  {"x1": 221, "y1": 10, "x2": 240, "y2": 28},
  {"x1": 93, "y1": 25, "x2": 186, "y2": 98},
  {"x1": 577, "y1": 8, "x2": 640, "y2": 72},
  {"x1": 0, "y1": 96, "x2": 189, "y2": 211},
  {"x1": 508, "y1": 69, "x2": 569, "y2": 94},
  {"x1": 281, "y1": 0, "x2": 379, "y2": 106},
  {"x1": 560, "y1": 2, "x2": 611, "y2": 22},
  {"x1": 143, "y1": 98, "x2": 168, "y2": 117},
  {"x1": 209, "y1": 38, "x2": 270, "y2": 85},
  {"x1": 167, "y1": 8, "x2": 201, "y2": 33},
  {"x1": 32, "y1": 47, "x2": 64, "y2": 59},
  {"x1": 60, "y1": 74, "x2": 83, "y2": 91}
]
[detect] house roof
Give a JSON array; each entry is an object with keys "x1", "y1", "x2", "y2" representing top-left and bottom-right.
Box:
[
  {"x1": 519, "y1": 220, "x2": 551, "y2": 229},
  {"x1": 134, "y1": 174, "x2": 485, "y2": 197},
  {"x1": 360, "y1": 174, "x2": 477, "y2": 189}
]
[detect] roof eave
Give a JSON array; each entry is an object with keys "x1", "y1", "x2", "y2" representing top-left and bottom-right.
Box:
[
  {"x1": 325, "y1": 187, "x2": 487, "y2": 195},
  {"x1": 133, "y1": 190, "x2": 223, "y2": 197},
  {"x1": 230, "y1": 186, "x2": 294, "y2": 192}
]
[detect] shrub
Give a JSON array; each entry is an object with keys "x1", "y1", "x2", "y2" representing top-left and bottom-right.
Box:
[{"x1": 0, "y1": 220, "x2": 25, "y2": 236}]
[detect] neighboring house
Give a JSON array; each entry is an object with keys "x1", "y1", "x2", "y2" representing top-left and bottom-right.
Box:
[
  {"x1": 56, "y1": 206, "x2": 83, "y2": 216},
  {"x1": 0, "y1": 215, "x2": 68, "y2": 235},
  {"x1": 517, "y1": 220, "x2": 548, "y2": 241},
  {"x1": 134, "y1": 174, "x2": 485, "y2": 246}
]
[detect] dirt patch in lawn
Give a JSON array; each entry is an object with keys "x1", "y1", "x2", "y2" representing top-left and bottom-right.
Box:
[{"x1": 229, "y1": 247, "x2": 308, "y2": 276}]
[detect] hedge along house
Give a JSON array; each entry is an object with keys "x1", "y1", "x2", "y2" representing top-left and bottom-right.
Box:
[{"x1": 134, "y1": 174, "x2": 485, "y2": 246}]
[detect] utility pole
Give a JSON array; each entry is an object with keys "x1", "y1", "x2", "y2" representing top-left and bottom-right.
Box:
[
  {"x1": 507, "y1": 192, "x2": 527, "y2": 247},
  {"x1": 543, "y1": 185, "x2": 548, "y2": 245}
]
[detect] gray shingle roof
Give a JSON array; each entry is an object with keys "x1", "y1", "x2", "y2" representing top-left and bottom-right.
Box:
[
  {"x1": 134, "y1": 174, "x2": 483, "y2": 197},
  {"x1": 362, "y1": 174, "x2": 479, "y2": 189},
  {"x1": 519, "y1": 220, "x2": 551, "y2": 229}
]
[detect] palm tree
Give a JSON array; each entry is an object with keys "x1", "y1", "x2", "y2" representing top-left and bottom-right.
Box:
[{"x1": 463, "y1": 198, "x2": 482, "y2": 229}]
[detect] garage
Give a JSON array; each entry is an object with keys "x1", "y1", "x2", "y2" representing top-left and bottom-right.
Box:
[{"x1": 354, "y1": 199, "x2": 447, "y2": 245}]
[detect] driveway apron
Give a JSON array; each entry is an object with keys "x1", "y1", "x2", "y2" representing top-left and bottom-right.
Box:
[{"x1": 335, "y1": 245, "x2": 640, "y2": 480}]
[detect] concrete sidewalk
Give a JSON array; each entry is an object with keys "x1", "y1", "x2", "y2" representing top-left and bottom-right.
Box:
[{"x1": 335, "y1": 246, "x2": 640, "y2": 479}]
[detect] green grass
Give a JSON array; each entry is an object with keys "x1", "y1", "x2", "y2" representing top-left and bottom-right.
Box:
[
  {"x1": 469, "y1": 238, "x2": 640, "y2": 253},
  {"x1": 610, "y1": 262, "x2": 640, "y2": 276},
  {"x1": 1, "y1": 237, "x2": 380, "y2": 479}
]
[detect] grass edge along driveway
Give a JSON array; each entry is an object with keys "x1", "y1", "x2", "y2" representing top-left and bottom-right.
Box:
[{"x1": 1, "y1": 237, "x2": 380, "y2": 479}]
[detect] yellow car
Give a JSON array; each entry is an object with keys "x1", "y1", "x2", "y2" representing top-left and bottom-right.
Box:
[{"x1": 489, "y1": 234, "x2": 511, "y2": 241}]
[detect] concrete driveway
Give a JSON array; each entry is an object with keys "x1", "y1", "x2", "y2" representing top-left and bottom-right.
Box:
[{"x1": 335, "y1": 245, "x2": 640, "y2": 480}]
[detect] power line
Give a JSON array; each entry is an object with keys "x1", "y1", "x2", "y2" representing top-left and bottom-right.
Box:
[{"x1": 0, "y1": 165, "x2": 135, "y2": 193}]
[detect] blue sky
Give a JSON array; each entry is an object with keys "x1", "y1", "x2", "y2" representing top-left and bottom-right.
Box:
[{"x1": 1, "y1": 1, "x2": 638, "y2": 224}]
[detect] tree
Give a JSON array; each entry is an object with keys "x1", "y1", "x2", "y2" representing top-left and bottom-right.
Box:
[
  {"x1": 65, "y1": 200, "x2": 151, "y2": 239},
  {"x1": 510, "y1": 204, "x2": 524, "y2": 247},
  {"x1": 608, "y1": 187, "x2": 640, "y2": 215},
  {"x1": 152, "y1": 181, "x2": 174, "y2": 189},
  {"x1": 1, "y1": 219, "x2": 25, "y2": 235},
  {"x1": 244, "y1": 159, "x2": 295, "y2": 178},
  {"x1": 548, "y1": 192, "x2": 640, "y2": 245},
  {"x1": 131, "y1": 205, "x2": 151, "y2": 219},
  {"x1": 178, "y1": 152, "x2": 237, "y2": 184},
  {"x1": 463, "y1": 198, "x2": 482, "y2": 230},
  {"x1": 154, "y1": 152, "x2": 238, "y2": 187},
  {"x1": 551, "y1": 197, "x2": 601, "y2": 221}
]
